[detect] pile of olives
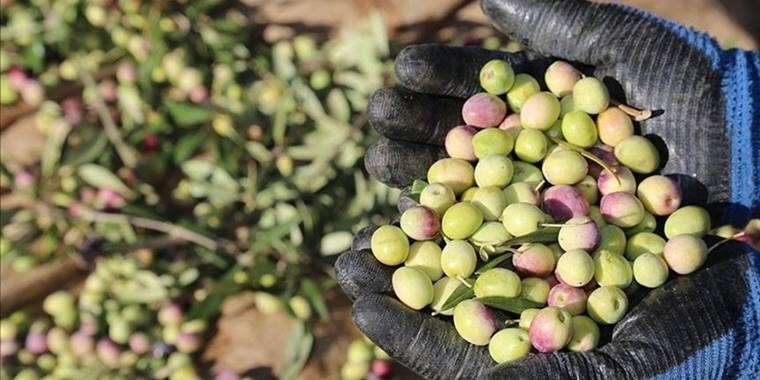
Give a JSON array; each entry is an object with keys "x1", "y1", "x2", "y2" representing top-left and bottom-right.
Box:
[{"x1": 369, "y1": 59, "x2": 725, "y2": 363}]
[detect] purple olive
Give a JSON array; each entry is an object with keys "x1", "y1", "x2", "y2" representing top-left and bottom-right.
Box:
[
  {"x1": 158, "y1": 303, "x2": 184, "y2": 326},
  {"x1": 128, "y1": 333, "x2": 151, "y2": 355},
  {"x1": 25, "y1": 331, "x2": 48, "y2": 355},
  {"x1": 498, "y1": 113, "x2": 522, "y2": 138},
  {"x1": 529, "y1": 307, "x2": 572, "y2": 352},
  {"x1": 70, "y1": 331, "x2": 95, "y2": 357},
  {"x1": 96, "y1": 338, "x2": 121, "y2": 368},
  {"x1": 542, "y1": 185, "x2": 590, "y2": 222},
  {"x1": 176, "y1": 332, "x2": 202, "y2": 353},
  {"x1": 462, "y1": 92, "x2": 508, "y2": 128}
]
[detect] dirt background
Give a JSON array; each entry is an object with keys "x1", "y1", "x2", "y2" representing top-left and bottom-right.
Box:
[
  {"x1": 247, "y1": 0, "x2": 758, "y2": 49},
  {"x1": 1, "y1": 1, "x2": 757, "y2": 379}
]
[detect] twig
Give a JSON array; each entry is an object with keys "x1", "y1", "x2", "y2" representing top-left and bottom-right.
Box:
[
  {"x1": 75, "y1": 58, "x2": 138, "y2": 168},
  {"x1": 97, "y1": 237, "x2": 189, "y2": 255},
  {"x1": 76, "y1": 208, "x2": 220, "y2": 252},
  {"x1": 2, "y1": 194, "x2": 227, "y2": 253}
]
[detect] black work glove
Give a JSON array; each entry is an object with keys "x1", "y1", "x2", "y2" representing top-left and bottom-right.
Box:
[{"x1": 336, "y1": 0, "x2": 760, "y2": 378}]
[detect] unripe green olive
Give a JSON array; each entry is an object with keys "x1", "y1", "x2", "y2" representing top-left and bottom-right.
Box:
[
  {"x1": 371, "y1": 225, "x2": 409, "y2": 265},
  {"x1": 392, "y1": 267, "x2": 434, "y2": 310}
]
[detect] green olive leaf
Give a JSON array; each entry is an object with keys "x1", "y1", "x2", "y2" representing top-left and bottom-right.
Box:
[
  {"x1": 408, "y1": 179, "x2": 428, "y2": 203},
  {"x1": 410, "y1": 179, "x2": 428, "y2": 194},
  {"x1": 300, "y1": 279, "x2": 329, "y2": 321},
  {"x1": 439, "y1": 279, "x2": 475, "y2": 312},
  {"x1": 475, "y1": 296, "x2": 544, "y2": 314},
  {"x1": 78, "y1": 164, "x2": 134, "y2": 198},
  {"x1": 280, "y1": 322, "x2": 314, "y2": 380},
  {"x1": 490, "y1": 227, "x2": 560, "y2": 254},
  {"x1": 166, "y1": 101, "x2": 212, "y2": 127},
  {"x1": 475, "y1": 252, "x2": 513, "y2": 275}
]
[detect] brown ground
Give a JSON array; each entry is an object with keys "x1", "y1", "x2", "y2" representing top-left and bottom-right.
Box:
[
  {"x1": 249, "y1": 0, "x2": 757, "y2": 49},
  {"x1": 1, "y1": 1, "x2": 756, "y2": 379}
]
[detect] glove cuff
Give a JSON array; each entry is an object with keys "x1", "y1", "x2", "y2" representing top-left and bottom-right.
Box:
[{"x1": 717, "y1": 49, "x2": 760, "y2": 225}]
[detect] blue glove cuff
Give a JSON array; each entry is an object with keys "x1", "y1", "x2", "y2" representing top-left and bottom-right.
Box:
[
  {"x1": 718, "y1": 49, "x2": 760, "y2": 224},
  {"x1": 622, "y1": 4, "x2": 760, "y2": 224}
]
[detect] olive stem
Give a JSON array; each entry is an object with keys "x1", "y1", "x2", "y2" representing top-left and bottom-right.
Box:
[
  {"x1": 456, "y1": 276, "x2": 473, "y2": 288},
  {"x1": 540, "y1": 223, "x2": 566, "y2": 228},
  {"x1": 707, "y1": 231, "x2": 747, "y2": 254},
  {"x1": 612, "y1": 100, "x2": 652, "y2": 121},
  {"x1": 478, "y1": 246, "x2": 490, "y2": 262},
  {"x1": 75, "y1": 58, "x2": 138, "y2": 168}
]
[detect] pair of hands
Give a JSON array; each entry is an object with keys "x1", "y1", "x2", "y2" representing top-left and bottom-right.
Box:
[{"x1": 337, "y1": 0, "x2": 759, "y2": 378}]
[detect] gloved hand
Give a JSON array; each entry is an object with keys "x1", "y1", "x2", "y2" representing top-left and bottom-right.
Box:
[{"x1": 336, "y1": 0, "x2": 760, "y2": 379}]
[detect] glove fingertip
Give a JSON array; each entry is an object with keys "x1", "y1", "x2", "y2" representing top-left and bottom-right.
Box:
[
  {"x1": 395, "y1": 45, "x2": 429, "y2": 94},
  {"x1": 365, "y1": 139, "x2": 445, "y2": 189},
  {"x1": 351, "y1": 225, "x2": 377, "y2": 252},
  {"x1": 335, "y1": 250, "x2": 393, "y2": 300}
]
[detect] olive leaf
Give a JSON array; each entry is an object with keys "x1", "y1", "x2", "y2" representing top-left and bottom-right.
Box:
[
  {"x1": 62, "y1": 134, "x2": 109, "y2": 167},
  {"x1": 166, "y1": 101, "x2": 212, "y2": 127},
  {"x1": 475, "y1": 252, "x2": 513, "y2": 275},
  {"x1": 476, "y1": 296, "x2": 544, "y2": 314},
  {"x1": 280, "y1": 322, "x2": 314, "y2": 380},
  {"x1": 78, "y1": 164, "x2": 134, "y2": 198},
  {"x1": 41, "y1": 121, "x2": 72, "y2": 177},
  {"x1": 410, "y1": 179, "x2": 429, "y2": 194},
  {"x1": 489, "y1": 227, "x2": 560, "y2": 254},
  {"x1": 187, "y1": 291, "x2": 227, "y2": 321},
  {"x1": 408, "y1": 179, "x2": 429, "y2": 203},
  {"x1": 438, "y1": 279, "x2": 475, "y2": 313},
  {"x1": 300, "y1": 279, "x2": 329, "y2": 321}
]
